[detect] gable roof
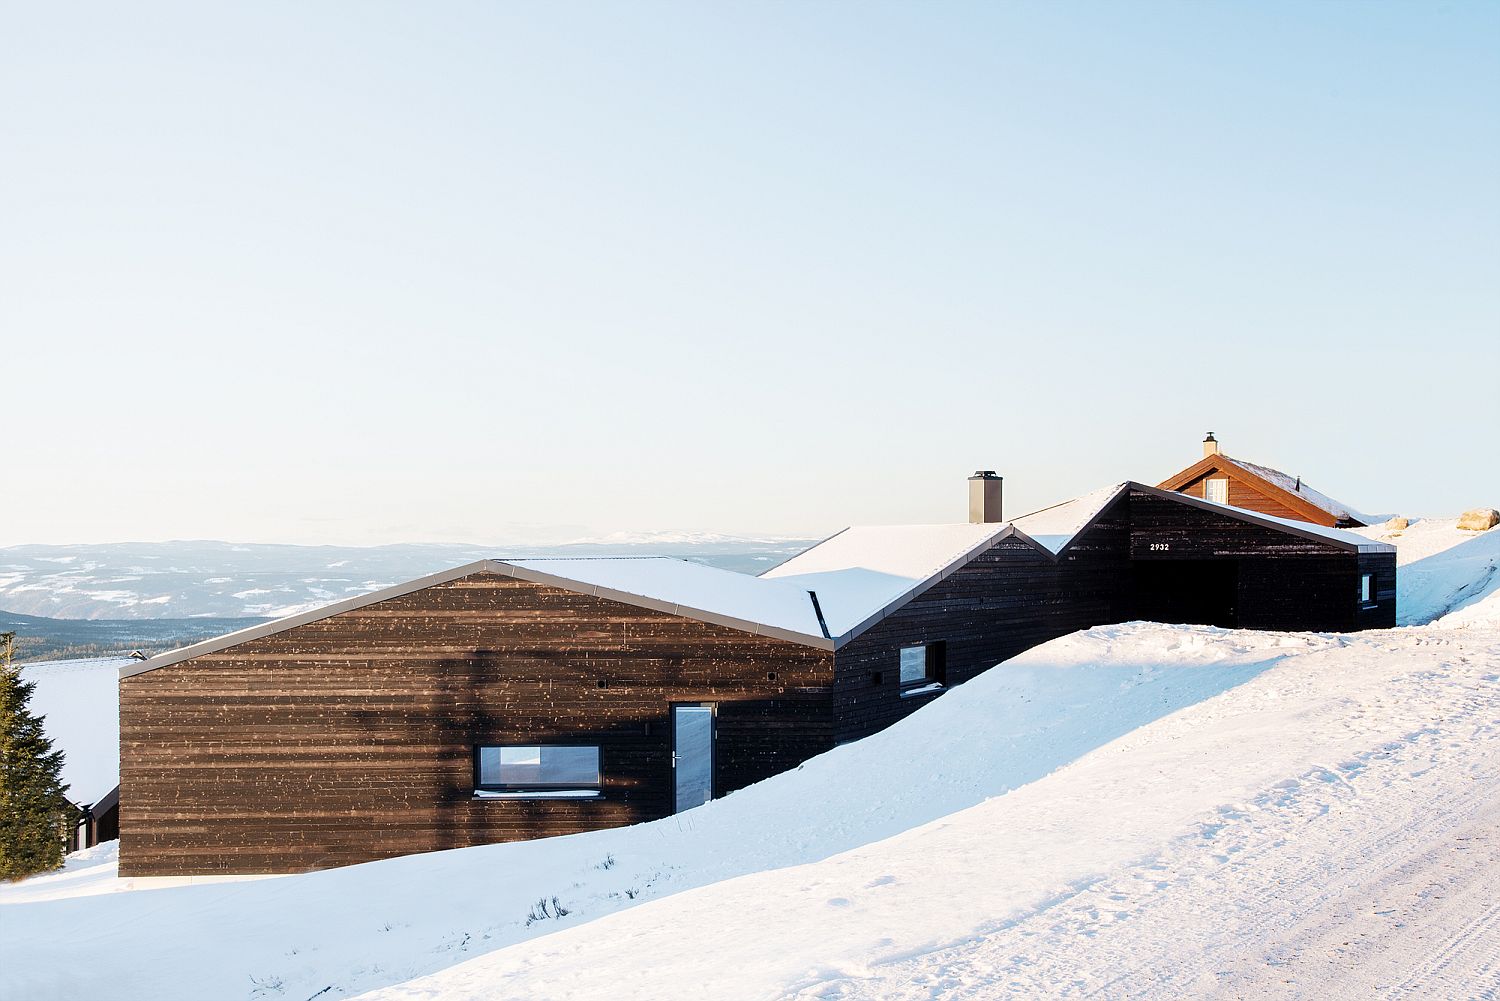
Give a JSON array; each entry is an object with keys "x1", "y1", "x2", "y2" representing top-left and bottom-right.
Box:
[
  {"x1": 1157, "y1": 454, "x2": 1378, "y2": 526},
  {"x1": 1130, "y1": 482, "x2": 1393, "y2": 552},
  {"x1": 123, "y1": 557, "x2": 836, "y2": 678},
  {"x1": 122, "y1": 482, "x2": 1392, "y2": 680},
  {"x1": 1009, "y1": 483, "x2": 1129, "y2": 554},
  {"x1": 1221, "y1": 457, "x2": 1379, "y2": 525},
  {"x1": 759, "y1": 522, "x2": 1017, "y2": 641}
]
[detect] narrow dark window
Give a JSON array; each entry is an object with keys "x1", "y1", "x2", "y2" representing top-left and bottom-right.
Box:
[
  {"x1": 871, "y1": 671, "x2": 883, "y2": 686},
  {"x1": 1360, "y1": 573, "x2": 1374, "y2": 606},
  {"x1": 899, "y1": 642, "x2": 947, "y2": 694},
  {"x1": 474, "y1": 745, "x2": 601, "y2": 798}
]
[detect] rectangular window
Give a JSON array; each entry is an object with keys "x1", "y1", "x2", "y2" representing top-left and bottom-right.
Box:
[
  {"x1": 899, "y1": 642, "x2": 946, "y2": 688},
  {"x1": 1205, "y1": 479, "x2": 1229, "y2": 505},
  {"x1": 1360, "y1": 573, "x2": 1373, "y2": 605},
  {"x1": 475, "y1": 745, "x2": 600, "y2": 795}
]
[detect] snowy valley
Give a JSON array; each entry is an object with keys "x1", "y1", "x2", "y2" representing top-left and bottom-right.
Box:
[{"x1": 2, "y1": 517, "x2": 1497, "y2": 1000}]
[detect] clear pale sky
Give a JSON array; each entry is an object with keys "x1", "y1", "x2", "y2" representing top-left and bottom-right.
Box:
[{"x1": 4, "y1": 2, "x2": 1497, "y2": 546}]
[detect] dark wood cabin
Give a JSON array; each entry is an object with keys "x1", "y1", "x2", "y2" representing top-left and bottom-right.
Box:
[
  {"x1": 1159, "y1": 433, "x2": 1380, "y2": 528},
  {"x1": 118, "y1": 482, "x2": 1395, "y2": 876},
  {"x1": 66, "y1": 784, "x2": 120, "y2": 853}
]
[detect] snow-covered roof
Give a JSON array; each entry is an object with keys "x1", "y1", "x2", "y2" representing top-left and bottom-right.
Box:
[
  {"x1": 761, "y1": 523, "x2": 1011, "y2": 637},
  {"x1": 1224, "y1": 457, "x2": 1381, "y2": 525},
  {"x1": 20, "y1": 658, "x2": 127, "y2": 805},
  {"x1": 1009, "y1": 483, "x2": 1129, "y2": 554},
  {"x1": 123, "y1": 483, "x2": 1392, "y2": 679},
  {"x1": 121, "y1": 557, "x2": 837, "y2": 676},
  {"x1": 1187, "y1": 495, "x2": 1395, "y2": 553},
  {"x1": 504, "y1": 558, "x2": 826, "y2": 640}
]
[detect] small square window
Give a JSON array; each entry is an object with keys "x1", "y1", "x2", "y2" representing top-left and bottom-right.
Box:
[{"x1": 899, "y1": 642, "x2": 946, "y2": 687}]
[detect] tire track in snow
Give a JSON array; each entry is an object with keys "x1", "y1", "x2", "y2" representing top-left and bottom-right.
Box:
[
  {"x1": 1386, "y1": 890, "x2": 1500, "y2": 1000},
  {"x1": 808, "y1": 665, "x2": 1500, "y2": 1000}
]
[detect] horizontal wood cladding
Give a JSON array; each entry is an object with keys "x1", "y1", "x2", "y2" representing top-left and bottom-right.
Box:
[
  {"x1": 1175, "y1": 472, "x2": 1327, "y2": 524},
  {"x1": 121, "y1": 491, "x2": 1396, "y2": 875},
  {"x1": 1160, "y1": 457, "x2": 1345, "y2": 527},
  {"x1": 120, "y1": 573, "x2": 834, "y2": 875},
  {"x1": 1128, "y1": 490, "x2": 1392, "y2": 631},
  {"x1": 1129, "y1": 490, "x2": 1344, "y2": 558},
  {"x1": 1356, "y1": 552, "x2": 1399, "y2": 629},
  {"x1": 831, "y1": 500, "x2": 1134, "y2": 743},
  {"x1": 830, "y1": 491, "x2": 1391, "y2": 742}
]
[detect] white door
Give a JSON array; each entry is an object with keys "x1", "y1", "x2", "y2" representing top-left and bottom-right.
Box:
[{"x1": 672, "y1": 704, "x2": 714, "y2": 813}]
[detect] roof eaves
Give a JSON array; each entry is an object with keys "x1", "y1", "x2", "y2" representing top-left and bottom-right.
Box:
[
  {"x1": 1034, "y1": 482, "x2": 1132, "y2": 559},
  {"x1": 489, "y1": 561, "x2": 833, "y2": 650},
  {"x1": 1001, "y1": 527, "x2": 1061, "y2": 561},
  {"x1": 1127, "y1": 482, "x2": 1394, "y2": 553},
  {"x1": 1156, "y1": 454, "x2": 1224, "y2": 492},
  {"x1": 1218, "y1": 457, "x2": 1349, "y2": 526},
  {"x1": 120, "y1": 559, "x2": 505, "y2": 679},
  {"x1": 828, "y1": 523, "x2": 1017, "y2": 649},
  {"x1": 124, "y1": 557, "x2": 836, "y2": 680},
  {"x1": 756, "y1": 527, "x2": 851, "y2": 577}
]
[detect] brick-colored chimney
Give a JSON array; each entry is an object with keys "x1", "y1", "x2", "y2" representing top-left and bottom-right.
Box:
[
  {"x1": 1203, "y1": 432, "x2": 1220, "y2": 458},
  {"x1": 968, "y1": 471, "x2": 1003, "y2": 524}
]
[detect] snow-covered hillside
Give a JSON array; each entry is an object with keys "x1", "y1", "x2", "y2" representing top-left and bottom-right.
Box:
[
  {"x1": 1, "y1": 625, "x2": 1320, "y2": 999},
  {"x1": 2, "y1": 521, "x2": 1496, "y2": 1000},
  {"x1": 5, "y1": 618, "x2": 1499, "y2": 999},
  {"x1": 370, "y1": 625, "x2": 1500, "y2": 1001},
  {"x1": 1354, "y1": 515, "x2": 1500, "y2": 626}
]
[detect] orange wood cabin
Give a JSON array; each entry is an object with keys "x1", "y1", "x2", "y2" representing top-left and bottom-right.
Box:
[{"x1": 1158, "y1": 433, "x2": 1378, "y2": 529}]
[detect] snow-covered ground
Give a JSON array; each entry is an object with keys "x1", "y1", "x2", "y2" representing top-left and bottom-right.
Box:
[
  {"x1": 368, "y1": 622, "x2": 1500, "y2": 1001},
  {"x1": 1354, "y1": 515, "x2": 1500, "y2": 626},
  {"x1": 2, "y1": 518, "x2": 1496, "y2": 1000}
]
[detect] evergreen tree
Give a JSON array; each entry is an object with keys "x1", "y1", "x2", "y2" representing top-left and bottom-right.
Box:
[{"x1": 0, "y1": 631, "x2": 73, "y2": 879}]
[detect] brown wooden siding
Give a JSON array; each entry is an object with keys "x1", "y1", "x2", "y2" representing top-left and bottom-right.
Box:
[
  {"x1": 119, "y1": 573, "x2": 834, "y2": 876},
  {"x1": 1176, "y1": 471, "x2": 1328, "y2": 524},
  {"x1": 119, "y1": 491, "x2": 1394, "y2": 876}
]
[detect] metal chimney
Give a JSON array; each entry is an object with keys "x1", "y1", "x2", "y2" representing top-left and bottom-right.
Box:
[{"x1": 968, "y1": 471, "x2": 1003, "y2": 524}]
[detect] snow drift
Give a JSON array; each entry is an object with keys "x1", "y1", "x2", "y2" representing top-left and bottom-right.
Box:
[{"x1": 0, "y1": 625, "x2": 1318, "y2": 1001}]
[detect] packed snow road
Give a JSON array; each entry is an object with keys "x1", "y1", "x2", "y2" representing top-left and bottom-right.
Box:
[{"x1": 360, "y1": 627, "x2": 1500, "y2": 1001}]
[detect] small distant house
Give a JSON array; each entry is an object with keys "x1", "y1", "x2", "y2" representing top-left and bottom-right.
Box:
[
  {"x1": 66, "y1": 785, "x2": 119, "y2": 853},
  {"x1": 117, "y1": 475, "x2": 1394, "y2": 876},
  {"x1": 1158, "y1": 433, "x2": 1379, "y2": 528},
  {"x1": 19, "y1": 657, "x2": 124, "y2": 853}
]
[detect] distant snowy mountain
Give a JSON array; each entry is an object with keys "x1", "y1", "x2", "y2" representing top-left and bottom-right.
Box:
[{"x1": 0, "y1": 537, "x2": 816, "y2": 621}]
